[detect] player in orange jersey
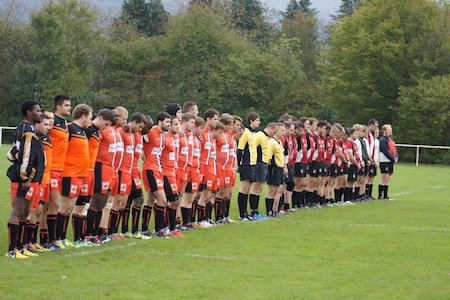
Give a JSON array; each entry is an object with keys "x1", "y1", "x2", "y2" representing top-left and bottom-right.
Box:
[
  {"x1": 176, "y1": 113, "x2": 196, "y2": 230},
  {"x1": 196, "y1": 109, "x2": 220, "y2": 227},
  {"x1": 183, "y1": 117, "x2": 205, "y2": 229},
  {"x1": 142, "y1": 112, "x2": 171, "y2": 237},
  {"x1": 125, "y1": 115, "x2": 153, "y2": 239},
  {"x1": 55, "y1": 104, "x2": 92, "y2": 248},
  {"x1": 85, "y1": 107, "x2": 120, "y2": 244},
  {"x1": 161, "y1": 116, "x2": 185, "y2": 237},
  {"x1": 24, "y1": 113, "x2": 53, "y2": 254},
  {"x1": 108, "y1": 112, "x2": 146, "y2": 239},
  {"x1": 213, "y1": 113, "x2": 235, "y2": 223},
  {"x1": 71, "y1": 109, "x2": 114, "y2": 246},
  {"x1": 46, "y1": 95, "x2": 71, "y2": 250}
]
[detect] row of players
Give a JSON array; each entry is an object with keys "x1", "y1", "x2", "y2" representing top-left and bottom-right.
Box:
[{"x1": 5, "y1": 97, "x2": 398, "y2": 259}]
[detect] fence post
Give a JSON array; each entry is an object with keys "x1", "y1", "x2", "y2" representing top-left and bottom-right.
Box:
[
  {"x1": 416, "y1": 146, "x2": 419, "y2": 167},
  {"x1": 0, "y1": 127, "x2": 2, "y2": 146}
]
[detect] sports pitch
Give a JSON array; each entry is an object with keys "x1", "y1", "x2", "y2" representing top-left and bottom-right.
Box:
[{"x1": 0, "y1": 145, "x2": 449, "y2": 299}]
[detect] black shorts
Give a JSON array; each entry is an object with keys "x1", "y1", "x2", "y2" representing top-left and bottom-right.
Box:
[
  {"x1": 347, "y1": 165, "x2": 358, "y2": 182},
  {"x1": 322, "y1": 164, "x2": 331, "y2": 177},
  {"x1": 357, "y1": 165, "x2": 365, "y2": 176},
  {"x1": 380, "y1": 162, "x2": 394, "y2": 174},
  {"x1": 294, "y1": 163, "x2": 308, "y2": 178},
  {"x1": 129, "y1": 178, "x2": 143, "y2": 200},
  {"x1": 368, "y1": 164, "x2": 377, "y2": 177},
  {"x1": 330, "y1": 164, "x2": 340, "y2": 178},
  {"x1": 284, "y1": 165, "x2": 295, "y2": 183},
  {"x1": 254, "y1": 162, "x2": 268, "y2": 182},
  {"x1": 163, "y1": 176, "x2": 179, "y2": 202},
  {"x1": 267, "y1": 166, "x2": 284, "y2": 186},
  {"x1": 239, "y1": 165, "x2": 255, "y2": 182},
  {"x1": 309, "y1": 161, "x2": 319, "y2": 178}
]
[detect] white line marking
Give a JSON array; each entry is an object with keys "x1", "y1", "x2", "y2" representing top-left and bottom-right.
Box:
[
  {"x1": 64, "y1": 242, "x2": 236, "y2": 260},
  {"x1": 348, "y1": 223, "x2": 450, "y2": 232},
  {"x1": 392, "y1": 192, "x2": 412, "y2": 196},
  {"x1": 432, "y1": 185, "x2": 446, "y2": 189}
]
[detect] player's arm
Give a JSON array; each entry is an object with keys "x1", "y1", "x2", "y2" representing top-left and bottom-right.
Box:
[
  {"x1": 379, "y1": 137, "x2": 395, "y2": 162},
  {"x1": 236, "y1": 129, "x2": 249, "y2": 166}
]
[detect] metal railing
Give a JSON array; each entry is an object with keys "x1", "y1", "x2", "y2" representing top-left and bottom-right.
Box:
[{"x1": 396, "y1": 144, "x2": 450, "y2": 166}]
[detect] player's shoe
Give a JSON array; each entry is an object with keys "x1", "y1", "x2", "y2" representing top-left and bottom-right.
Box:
[
  {"x1": 55, "y1": 240, "x2": 67, "y2": 250},
  {"x1": 123, "y1": 231, "x2": 133, "y2": 238},
  {"x1": 45, "y1": 242, "x2": 62, "y2": 251},
  {"x1": 153, "y1": 230, "x2": 169, "y2": 238},
  {"x1": 191, "y1": 223, "x2": 207, "y2": 229},
  {"x1": 34, "y1": 243, "x2": 49, "y2": 252},
  {"x1": 62, "y1": 239, "x2": 74, "y2": 248},
  {"x1": 99, "y1": 235, "x2": 112, "y2": 243},
  {"x1": 27, "y1": 243, "x2": 44, "y2": 253},
  {"x1": 226, "y1": 217, "x2": 236, "y2": 224},
  {"x1": 170, "y1": 229, "x2": 186, "y2": 238},
  {"x1": 22, "y1": 248, "x2": 39, "y2": 257},
  {"x1": 5, "y1": 249, "x2": 29, "y2": 259},
  {"x1": 199, "y1": 220, "x2": 213, "y2": 228}
]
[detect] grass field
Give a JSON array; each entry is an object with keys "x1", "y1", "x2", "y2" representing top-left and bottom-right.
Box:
[{"x1": 0, "y1": 145, "x2": 449, "y2": 299}]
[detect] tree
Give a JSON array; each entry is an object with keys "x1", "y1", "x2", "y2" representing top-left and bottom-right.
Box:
[
  {"x1": 396, "y1": 75, "x2": 450, "y2": 146},
  {"x1": 285, "y1": 0, "x2": 300, "y2": 19},
  {"x1": 119, "y1": 0, "x2": 169, "y2": 36},
  {"x1": 322, "y1": 0, "x2": 449, "y2": 125},
  {"x1": 336, "y1": 0, "x2": 364, "y2": 18},
  {"x1": 298, "y1": 0, "x2": 317, "y2": 15},
  {"x1": 228, "y1": 0, "x2": 271, "y2": 45}
]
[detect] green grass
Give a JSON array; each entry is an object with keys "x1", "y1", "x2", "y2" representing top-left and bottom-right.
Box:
[{"x1": 0, "y1": 145, "x2": 449, "y2": 299}]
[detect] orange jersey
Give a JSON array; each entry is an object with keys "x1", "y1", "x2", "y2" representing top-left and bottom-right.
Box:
[
  {"x1": 200, "y1": 127, "x2": 213, "y2": 166},
  {"x1": 142, "y1": 126, "x2": 165, "y2": 172},
  {"x1": 225, "y1": 131, "x2": 236, "y2": 171},
  {"x1": 119, "y1": 127, "x2": 135, "y2": 173},
  {"x1": 49, "y1": 115, "x2": 69, "y2": 171},
  {"x1": 131, "y1": 132, "x2": 143, "y2": 178},
  {"x1": 187, "y1": 131, "x2": 200, "y2": 170},
  {"x1": 112, "y1": 126, "x2": 124, "y2": 171},
  {"x1": 173, "y1": 133, "x2": 180, "y2": 167},
  {"x1": 40, "y1": 135, "x2": 52, "y2": 184},
  {"x1": 85, "y1": 123, "x2": 100, "y2": 171},
  {"x1": 96, "y1": 126, "x2": 118, "y2": 167},
  {"x1": 178, "y1": 133, "x2": 189, "y2": 171},
  {"x1": 162, "y1": 133, "x2": 176, "y2": 175},
  {"x1": 62, "y1": 123, "x2": 89, "y2": 177},
  {"x1": 216, "y1": 131, "x2": 231, "y2": 170}
]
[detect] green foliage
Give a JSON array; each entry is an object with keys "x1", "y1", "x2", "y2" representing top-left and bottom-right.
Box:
[
  {"x1": 322, "y1": 0, "x2": 448, "y2": 125},
  {"x1": 336, "y1": 0, "x2": 364, "y2": 19},
  {"x1": 396, "y1": 75, "x2": 450, "y2": 146},
  {"x1": 119, "y1": 0, "x2": 169, "y2": 36}
]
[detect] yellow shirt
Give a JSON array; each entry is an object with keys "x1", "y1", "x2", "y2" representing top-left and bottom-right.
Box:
[
  {"x1": 254, "y1": 130, "x2": 271, "y2": 164},
  {"x1": 238, "y1": 127, "x2": 257, "y2": 165},
  {"x1": 268, "y1": 137, "x2": 285, "y2": 168}
]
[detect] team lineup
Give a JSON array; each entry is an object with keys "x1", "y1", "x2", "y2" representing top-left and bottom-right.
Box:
[{"x1": 6, "y1": 96, "x2": 399, "y2": 259}]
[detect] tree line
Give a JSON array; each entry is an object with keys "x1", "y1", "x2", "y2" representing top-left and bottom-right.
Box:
[{"x1": 0, "y1": 0, "x2": 449, "y2": 162}]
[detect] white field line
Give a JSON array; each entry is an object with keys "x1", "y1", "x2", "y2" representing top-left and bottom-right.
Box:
[
  {"x1": 431, "y1": 185, "x2": 446, "y2": 189},
  {"x1": 64, "y1": 242, "x2": 236, "y2": 260},
  {"x1": 392, "y1": 191, "x2": 412, "y2": 196},
  {"x1": 348, "y1": 223, "x2": 450, "y2": 232}
]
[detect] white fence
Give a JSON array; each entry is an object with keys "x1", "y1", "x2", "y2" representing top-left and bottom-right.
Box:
[{"x1": 396, "y1": 144, "x2": 450, "y2": 166}]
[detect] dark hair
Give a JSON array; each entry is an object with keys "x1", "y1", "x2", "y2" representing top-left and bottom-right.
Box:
[
  {"x1": 195, "y1": 117, "x2": 206, "y2": 127},
  {"x1": 146, "y1": 115, "x2": 154, "y2": 127},
  {"x1": 214, "y1": 121, "x2": 225, "y2": 131},
  {"x1": 317, "y1": 121, "x2": 327, "y2": 128},
  {"x1": 156, "y1": 111, "x2": 171, "y2": 123},
  {"x1": 21, "y1": 100, "x2": 40, "y2": 117},
  {"x1": 204, "y1": 108, "x2": 219, "y2": 121},
  {"x1": 54, "y1": 95, "x2": 70, "y2": 108},
  {"x1": 247, "y1": 112, "x2": 260, "y2": 125},
  {"x1": 182, "y1": 101, "x2": 197, "y2": 113},
  {"x1": 182, "y1": 113, "x2": 195, "y2": 122},
  {"x1": 130, "y1": 112, "x2": 147, "y2": 124},
  {"x1": 97, "y1": 108, "x2": 115, "y2": 123},
  {"x1": 368, "y1": 119, "x2": 378, "y2": 126},
  {"x1": 232, "y1": 115, "x2": 243, "y2": 124},
  {"x1": 166, "y1": 103, "x2": 181, "y2": 116},
  {"x1": 36, "y1": 113, "x2": 51, "y2": 123},
  {"x1": 42, "y1": 108, "x2": 53, "y2": 114},
  {"x1": 219, "y1": 113, "x2": 234, "y2": 126}
]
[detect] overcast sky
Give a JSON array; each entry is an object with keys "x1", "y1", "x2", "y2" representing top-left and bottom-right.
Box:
[{"x1": 5, "y1": 0, "x2": 341, "y2": 22}]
